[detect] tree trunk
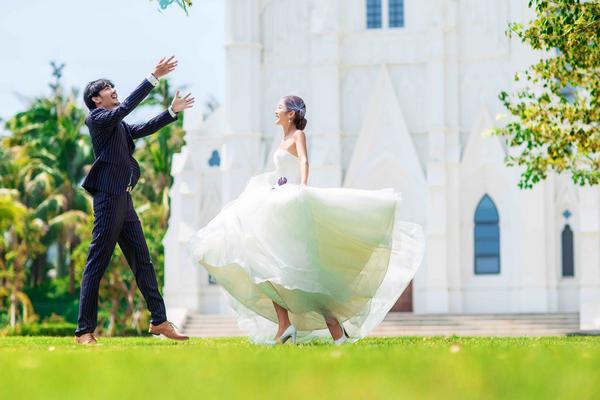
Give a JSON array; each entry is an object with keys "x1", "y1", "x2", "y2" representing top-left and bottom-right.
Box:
[
  {"x1": 69, "y1": 265, "x2": 75, "y2": 294},
  {"x1": 31, "y1": 256, "x2": 45, "y2": 287},
  {"x1": 9, "y1": 290, "x2": 16, "y2": 328},
  {"x1": 125, "y1": 282, "x2": 137, "y2": 330},
  {"x1": 57, "y1": 242, "x2": 66, "y2": 278},
  {"x1": 108, "y1": 298, "x2": 119, "y2": 336},
  {"x1": 68, "y1": 237, "x2": 80, "y2": 294},
  {"x1": 22, "y1": 297, "x2": 28, "y2": 323}
]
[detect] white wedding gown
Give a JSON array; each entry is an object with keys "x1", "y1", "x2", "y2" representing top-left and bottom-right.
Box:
[{"x1": 187, "y1": 148, "x2": 425, "y2": 343}]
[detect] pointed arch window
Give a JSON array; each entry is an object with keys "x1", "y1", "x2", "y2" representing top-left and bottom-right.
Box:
[
  {"x1": 561, "y1": 224, "x2": 574, "y2": 277},
  {"x1": 474, "y1": 194, "x2": 500, "y2": 275}
]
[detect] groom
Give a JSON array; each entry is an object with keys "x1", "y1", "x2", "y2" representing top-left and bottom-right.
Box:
[{"x1": 75, "y1": 56, "x2": 195, "y2": 344}]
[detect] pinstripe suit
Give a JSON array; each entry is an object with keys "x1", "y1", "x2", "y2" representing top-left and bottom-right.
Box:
[{"x1": 76, "y1": 77, "x2": 176, "y2": 335}]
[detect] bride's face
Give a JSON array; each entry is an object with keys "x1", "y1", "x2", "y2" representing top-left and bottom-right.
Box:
[{"x1": 274, "y1": 99, "x2": 293, "y2": 126}]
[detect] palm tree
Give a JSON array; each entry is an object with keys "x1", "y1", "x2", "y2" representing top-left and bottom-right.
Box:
[
  {"x1": 0, "y1": 190, "x2": 44, "y2": 327},
  {"x1": 3, "y1": 62, "x2": 93, "y2": 292}
]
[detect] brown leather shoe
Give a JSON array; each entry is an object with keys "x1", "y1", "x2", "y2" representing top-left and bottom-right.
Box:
[
  {"x1": 74, "y1": 333, "x2": 98, "y2": 345},
  {"x1": 149, "y1": 321, "x2": 189, "y2": 341}
]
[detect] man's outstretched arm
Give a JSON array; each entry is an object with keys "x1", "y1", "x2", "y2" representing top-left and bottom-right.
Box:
[
  {"x1": 88, "y1": 56, "x2": 178, "y2": 129},
  {"x1": 129, "y1": 91, "x2": 195, "y2": 139}
]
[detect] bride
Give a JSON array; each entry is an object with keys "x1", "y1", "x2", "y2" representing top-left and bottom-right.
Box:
[{"x1": 187, "y1": 95, "x2": 425, "y2": 344}]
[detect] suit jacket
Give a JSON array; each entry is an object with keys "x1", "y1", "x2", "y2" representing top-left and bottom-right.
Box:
[{"x1": 81, "y1": 78, "x2": 177, "y2": 195}]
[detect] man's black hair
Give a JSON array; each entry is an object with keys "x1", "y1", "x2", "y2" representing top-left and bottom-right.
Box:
[{"x1": 83, "y1": 79, "x2": 114, "y2": 110}]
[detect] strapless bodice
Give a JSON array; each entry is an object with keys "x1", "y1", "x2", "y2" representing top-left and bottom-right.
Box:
[{"x1": 273, "y1": 148, "x2": 300, "y2": 184}]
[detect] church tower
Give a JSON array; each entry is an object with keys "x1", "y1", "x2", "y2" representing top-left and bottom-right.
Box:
[{"x1": 221, "y1": 0, "x2": 263, "y2": 202}]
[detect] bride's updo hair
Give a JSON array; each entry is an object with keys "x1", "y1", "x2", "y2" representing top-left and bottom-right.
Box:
[{"x1": 282, "y1": 95, "x2": 307, "y2": 130}]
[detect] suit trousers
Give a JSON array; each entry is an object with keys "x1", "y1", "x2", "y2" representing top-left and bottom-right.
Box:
[{"x1": 75, "y1": 191, "x2": 167, "y2": 335}]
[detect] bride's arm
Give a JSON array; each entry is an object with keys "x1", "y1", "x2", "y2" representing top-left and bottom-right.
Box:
[{"x1": 294, "y1": 130, "x2": 309, "y2": 186}]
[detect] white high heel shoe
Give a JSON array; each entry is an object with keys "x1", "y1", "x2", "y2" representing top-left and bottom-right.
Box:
[
  {"x1": 276, "y1": 324, "x2": 297, "y2": 344},
  {"x1": 333, "y1": 320, "x2": 349, "y2": 346}
]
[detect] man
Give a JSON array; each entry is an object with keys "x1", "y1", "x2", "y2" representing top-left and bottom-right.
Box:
[{"x1": 75, "y1": 56, "x2": 194, "y2": 344}]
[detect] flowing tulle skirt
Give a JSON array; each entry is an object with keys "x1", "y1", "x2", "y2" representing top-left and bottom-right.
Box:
[{"x1": 187, "y1": 172, "x2": 425, "y2": 343}]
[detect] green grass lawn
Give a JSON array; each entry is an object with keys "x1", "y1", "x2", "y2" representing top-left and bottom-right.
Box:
[{"x1": 1, "y1": 336, "x2": 599, "y2": 400}]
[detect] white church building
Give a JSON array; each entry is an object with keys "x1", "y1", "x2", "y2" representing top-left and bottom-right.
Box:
[{"x1": 163, "y1": 0, "x2": 600, "y2": 331}]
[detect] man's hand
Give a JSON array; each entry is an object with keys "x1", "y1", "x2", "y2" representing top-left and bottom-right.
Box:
[
  {"x1": 171, "y1": 90, "x2": 195, "y2": 113},
  {"x1": 153, "y1": 56, "x2": 178, "y2": 79}
]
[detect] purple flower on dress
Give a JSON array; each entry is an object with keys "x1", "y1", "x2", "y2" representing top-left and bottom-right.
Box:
[{"x1": 277, "y1": 176, "x2": 288, "y2": 186}]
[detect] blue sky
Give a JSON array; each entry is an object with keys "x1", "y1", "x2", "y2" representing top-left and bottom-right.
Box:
[{"x1": 0, "y1": 0, "x2": 224, "y2": 129}]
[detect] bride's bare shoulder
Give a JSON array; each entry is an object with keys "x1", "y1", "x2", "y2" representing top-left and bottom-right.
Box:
[{"x1": 293, "y1": 130, "x2": 306, "y2": 139}]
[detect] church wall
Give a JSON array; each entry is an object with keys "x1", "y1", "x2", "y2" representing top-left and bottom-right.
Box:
[{"x1": 553, "y1": 175, "x2": 581, "y2": 312}]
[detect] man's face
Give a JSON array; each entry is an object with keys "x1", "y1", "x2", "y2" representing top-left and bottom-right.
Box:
[{"x1": 92, "y1": 85, "x2": 119, "y2": 109}]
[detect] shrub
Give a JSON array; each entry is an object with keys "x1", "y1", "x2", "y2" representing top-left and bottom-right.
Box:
[{"x1": 2, "y1": 322, "x2": 77, "y2": 337}]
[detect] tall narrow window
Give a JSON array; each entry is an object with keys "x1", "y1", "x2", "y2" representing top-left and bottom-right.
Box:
[
  {"x1": 474, "y1": 194, "x2": 500, "y2": 274},
  {"x1": 367, "y1": 0, "x2": 382, "y2": 29},
  {"x1": 561, "y1": 224, "x2": 574, "y2": 277},
  {"x1": 389, "y1": 0, "x2": 404, "y2": 28}
]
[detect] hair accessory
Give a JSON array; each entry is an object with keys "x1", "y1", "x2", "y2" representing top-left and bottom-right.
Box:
[{"x1": 283, "y1": 96, "x2": 306, "y2": 119}]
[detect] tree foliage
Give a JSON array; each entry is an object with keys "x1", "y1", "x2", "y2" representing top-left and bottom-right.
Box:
[
  {"x1": 2, "y1": 62, "x2": 93, "y2": 292},
  {"x1": 495, "y1": 0, "x2": 600, "y2": 188},
  {"x1": 0, "y1": 189, "x2": 45, "y2": 327}
]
